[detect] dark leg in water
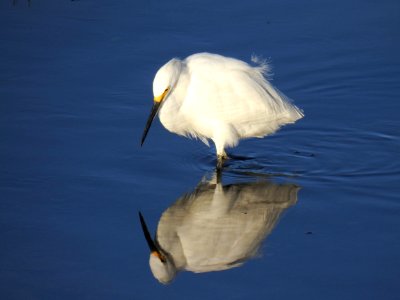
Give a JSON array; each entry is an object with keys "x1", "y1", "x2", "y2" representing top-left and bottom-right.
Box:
[{"x1": 217, "y1": 152, "x2": 228, "y2": 171}]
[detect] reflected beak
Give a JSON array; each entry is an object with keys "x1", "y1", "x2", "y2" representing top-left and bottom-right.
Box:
[
  {"x1": 141, "y1": 101, "x2": 161, "y2": 146},
  {"x1": 138, "y1": 211, "x2": 166, "y2": 262}
]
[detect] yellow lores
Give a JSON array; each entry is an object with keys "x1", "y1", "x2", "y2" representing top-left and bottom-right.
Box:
[{"x1": 154, "y1": 87, "x2": 170, "y2": 103}]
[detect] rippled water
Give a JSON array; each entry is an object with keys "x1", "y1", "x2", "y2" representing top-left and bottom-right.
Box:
[{"x1": 1, "y1": 0, "x2": 399, "y2": 299}]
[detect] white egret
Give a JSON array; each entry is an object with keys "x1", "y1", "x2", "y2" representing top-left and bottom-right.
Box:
[
  {"x1": 141, "y1": 53, "x2": 304, "y2": 167},
  {"x1": 139, "y1": 174, "x2": 299, "y2": 284}
]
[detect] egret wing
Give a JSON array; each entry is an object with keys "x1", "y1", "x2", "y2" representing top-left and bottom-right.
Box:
[{"x1": 182, "y1": 53, "x2": 303, "y2": 139}]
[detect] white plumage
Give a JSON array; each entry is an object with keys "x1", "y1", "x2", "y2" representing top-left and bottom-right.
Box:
[
  {"x1": 141, "y1": 53, "x2": 304, "y2": 166},
  {"x1": 139, "y1": 175, "x2": 299, "y2": 284}
]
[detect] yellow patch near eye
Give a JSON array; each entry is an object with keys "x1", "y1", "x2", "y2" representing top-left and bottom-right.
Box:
[
  {"x1": 153, "y1": 94, "x2": 163, "y2": 103},
  {"x1": 151, "y1": 251, "x2": 166, "y2": 262},
  {"x1": 154, "y1": 88, "x2": 170, "y2": 103}
]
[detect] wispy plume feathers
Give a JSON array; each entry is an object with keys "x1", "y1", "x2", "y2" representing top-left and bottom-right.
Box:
[{"x1": 251, "y1": 54, "x2": 273, "y2": 79}]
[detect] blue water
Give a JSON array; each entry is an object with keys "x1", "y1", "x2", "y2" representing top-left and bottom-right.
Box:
[{"x1": 1, "y1": 0, "x2": 399, "y2": 299}]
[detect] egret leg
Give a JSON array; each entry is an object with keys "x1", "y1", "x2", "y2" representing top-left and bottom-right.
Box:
[
  {"x1": 214, "y1": 136, "x2": 229, "y2": 169},
  {"x1": 217, "y1": 151, "x2": 227, "y2": 170},
  {"x1": 210, "y1": 168, "x2": 222, "y2": 184}
]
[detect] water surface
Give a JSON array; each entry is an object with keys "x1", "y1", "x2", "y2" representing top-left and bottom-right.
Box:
[{"x1": 1, "y1": 0, "x2": 399, "y2": 299}]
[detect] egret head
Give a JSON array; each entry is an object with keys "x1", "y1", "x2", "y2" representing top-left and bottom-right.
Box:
[
  {"x1": 139, "y1": 212, "x2": 177, "y2": 284},
  {"x1": 149, "y1": 251, "x2": 176, "y2": 284},
  {"x1": 141, "y1": 58, "x2": 182, "y2": 146},
  {"x1": 153, "y1": 58, "x2": 182, "y2": 99}
]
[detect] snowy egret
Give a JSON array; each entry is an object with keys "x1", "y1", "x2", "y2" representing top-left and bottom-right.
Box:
[
  {"x1": 141, "y1": 53, "x2": 304, "y2": 167},
  {"x1": 139, "y1": 173, "x2": 299, "y2": 284}
]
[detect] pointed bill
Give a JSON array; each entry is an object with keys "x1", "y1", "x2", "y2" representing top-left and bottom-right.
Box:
[
  {"x1": 139, "y1": 212, "x2": 167, "y2": 263},
  {"x1": 141, "y1": 101, "x2": 161, "y2": 146},
  {"x1": 138, "y1": 211, "x2": 159, "y2": 253}
]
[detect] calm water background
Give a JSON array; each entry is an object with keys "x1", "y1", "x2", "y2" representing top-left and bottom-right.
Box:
[{"x1": 1, "y1": 0, "x2": 399, "y2": 299}]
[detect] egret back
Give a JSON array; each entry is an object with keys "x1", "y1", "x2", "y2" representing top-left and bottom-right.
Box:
[{"x1": 180, "y1": 53, "x2": 303, "y2": 143}]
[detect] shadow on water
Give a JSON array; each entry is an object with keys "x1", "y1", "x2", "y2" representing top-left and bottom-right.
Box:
[{"x1": 139, "y1": 170, "x2": 300, "y2": 284}]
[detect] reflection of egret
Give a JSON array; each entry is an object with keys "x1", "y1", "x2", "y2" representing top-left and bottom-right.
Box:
[
  {"x1": 141, "y1": 53, "x2": 304, "y2": 167},
  {"x1": 139, "y1": 175, "x2": 299, "y2": 284}
]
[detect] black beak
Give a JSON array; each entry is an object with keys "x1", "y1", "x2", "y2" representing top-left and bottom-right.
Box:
[
  {"x1": 138, "y1": 211, "x2": 159, "y2": 253},
  {"x1": 141, "y1": 102, "x2": 161, "y2": 146}
]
